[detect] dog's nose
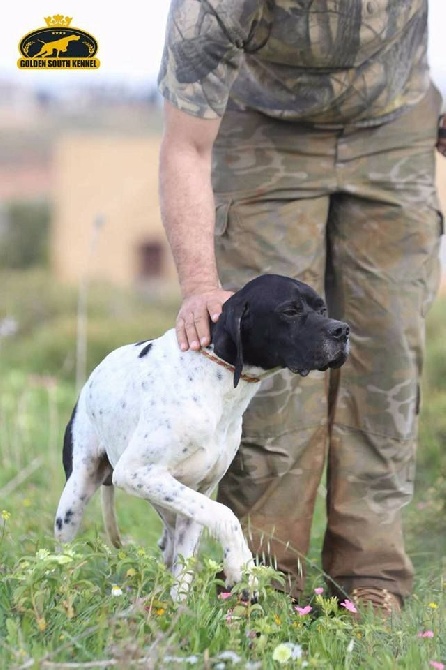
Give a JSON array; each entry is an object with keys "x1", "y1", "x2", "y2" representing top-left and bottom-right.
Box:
[{"x1": 329, "y1": 322, "x2": 349, "y2": 341}]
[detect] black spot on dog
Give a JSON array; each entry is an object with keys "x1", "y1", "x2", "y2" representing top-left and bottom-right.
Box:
[
  {"x1": 164, "y1": 495, "x2": 174, "y2": 502},
  {"x1": 64, "y1": 509, "x2": 74, "y2": 525},
  {"x1": 56, "y1": 517, "x2": 63, "y2": 531},
  {"x1": 182, "y1": 447, "x2": 188, "y2": 453},
  {"x1": 121, "y1": 401, "x2": 127, "y2": 409},
  {"x1": 62, "y1": 402, "x2": 78, "y2": 481},
  {"x1": 216, "y1": 370, "x2": 223, "y2": 381},
  {"x1": 138, "y1": 342, "x2": 153, "y2": 358},
  {"x1": 188, "y1": 375, "x2": 194, "y2": 382}
]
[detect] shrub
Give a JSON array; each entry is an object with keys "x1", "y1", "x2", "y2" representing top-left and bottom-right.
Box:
[{"x1": 0, "y1": 200, "x2": 51, "y2": 269}]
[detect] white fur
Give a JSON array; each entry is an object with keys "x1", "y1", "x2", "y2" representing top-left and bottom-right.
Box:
[{"x1": 55, "y1": 329, "x2": 269, "y2": 599}]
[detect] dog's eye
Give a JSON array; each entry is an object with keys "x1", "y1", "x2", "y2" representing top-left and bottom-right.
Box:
[{"x1": 282, "y1": 306, "x2": 301, "y2": 317}]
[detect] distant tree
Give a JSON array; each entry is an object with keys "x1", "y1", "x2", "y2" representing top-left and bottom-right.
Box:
[{"x1": 0, "y1": 200, "x2": 50, "y2": 269}]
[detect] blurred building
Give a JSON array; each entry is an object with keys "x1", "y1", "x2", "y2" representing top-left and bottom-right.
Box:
[
  {"x1": 51, "y1": 135, "x2": 176, "y2": 288},
  {"x1": 51, "y1": 138, "x2": 446, "y2": 289}
]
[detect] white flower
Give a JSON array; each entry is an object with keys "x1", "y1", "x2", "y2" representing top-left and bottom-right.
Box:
[
  {"x1": 217, "y1": 650, "x2": 242, "y2": 663},
  {"x1": 347, "y1": 639, "x2": 355, "y2": 653},
  {"x1": 272, "y1": 643, "x2": 302, "y2": 664},
  {"x1": 272, "y1": 645, "x2": 292, "y2": 664},
  {"x1": 111, "y1": 584, "x2": 123, "y2": 596}
]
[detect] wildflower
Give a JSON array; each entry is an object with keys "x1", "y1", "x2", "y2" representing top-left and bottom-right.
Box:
[
  {"x1": 272, "y1": 644, "x2": 292, "y2": 664},
  {"x1": 314, "y1": 587, "x2": 324, "y2": 595},
  {"x1": 274, "y1": 614, "x2": 282, "y2": 625},
  {"x1": 1, "y1": 510, "x2": 11, "y2": 521},
  {"x1": 295, "y1": 605, "x2": 312, "y2": 616},
  {"x1": 36, "y1": 549, "x2": 50, "y2": 560},
  {"x1": 217, "y1": 651, "x2": 242, "y2": 663},
  {"x1": 428, "y1": 602, "x2": 439, "y2": 610},
  {"x1": 126, "y1": 568, "x2": 136, "y2": 577},
  {"x1": 218, "y1": 591, "x2": 232, "y2": 600},
  {"x1": 272, "y1": 642, "x2": 302, "y2": 663},
  {"x1": 418, "y1": 630, "x2": 435, "y2": 638},
  {"x1": 340, "y1": 599, "x2": 357, "y2": 614},
  {"x1": 111, "y1": 584, "x2": 123, "y2": 596},
  {"x1": 429, "y1": 662, "x2": 445, "y2": 670},
  {"x1": 37, "y1": 617, "x2": 46, "y2": 632},
  {"x1": 156, "y1": 607, "x2": 165, "y2": 616}
]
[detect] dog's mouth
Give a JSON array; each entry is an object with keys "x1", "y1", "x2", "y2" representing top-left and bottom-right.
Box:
[{"x1": 289, "y1": 350, "x2": 348, "y2": 377}]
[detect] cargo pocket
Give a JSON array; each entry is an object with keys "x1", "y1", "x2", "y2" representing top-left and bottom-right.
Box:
[
  {"x1": 214, "y1": 199, "x2": 232, "y2": 237},
  {"x1": 421, "y1": 206, "x2": 444, "y2": 317}
]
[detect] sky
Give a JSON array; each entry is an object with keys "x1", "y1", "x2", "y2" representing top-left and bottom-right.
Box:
[{"x1": 0, "y1": 0, "x2": 445, "y2": 92}]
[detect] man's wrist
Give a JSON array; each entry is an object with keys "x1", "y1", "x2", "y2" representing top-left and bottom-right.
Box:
[{"x1": 180, "y1": 278, "x2": 221, "y2": 299}]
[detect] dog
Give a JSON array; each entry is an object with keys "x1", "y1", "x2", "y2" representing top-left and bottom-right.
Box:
[
  {"x1": 55, "y1": 274, "x2": 349, "y2": 600},
  {"x1": 34, "y1": 35, "x2": 80, "y2": 58}
]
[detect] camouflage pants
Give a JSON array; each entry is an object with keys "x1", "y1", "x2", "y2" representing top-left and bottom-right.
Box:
[{"x1": 212, "y1": 85, "x2": 443, "y2": 600}]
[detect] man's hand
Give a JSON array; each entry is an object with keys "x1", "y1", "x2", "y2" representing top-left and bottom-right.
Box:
[
  {"x1": 176, "y1": 288, "x2": 234, "y2": 351},
  {"x1": 437, "y1": 114, "x2": 446, "y2": 157}
]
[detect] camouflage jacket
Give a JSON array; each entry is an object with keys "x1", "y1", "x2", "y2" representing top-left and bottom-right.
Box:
[{"x1": 158, "y1": 0, "x2": 430, "y2": 126}]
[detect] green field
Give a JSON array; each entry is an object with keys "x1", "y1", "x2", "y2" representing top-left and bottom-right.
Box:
[{"x1": 1, "y1": 270, "x2": 445, "y2": 669}]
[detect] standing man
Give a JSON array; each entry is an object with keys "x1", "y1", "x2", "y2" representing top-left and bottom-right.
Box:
[{"x1": 157, "y1": 0, "x2": 445, "y2": 615}]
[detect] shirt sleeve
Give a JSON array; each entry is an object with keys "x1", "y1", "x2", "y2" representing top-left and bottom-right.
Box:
[{"x1": 158, "y1": 0, "x2": 258, "y2": 119}]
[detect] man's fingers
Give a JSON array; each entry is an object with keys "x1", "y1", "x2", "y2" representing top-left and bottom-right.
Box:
[
  {"x1": 175, "y1": 317, "x2": 190, "y2": 352},
  {"x1": 175, "y1": 289, "x2": 234, "y2": 350}
]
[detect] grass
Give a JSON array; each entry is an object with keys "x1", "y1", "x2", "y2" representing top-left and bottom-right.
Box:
[{"x1": 1, "y1": 270, "x2": 446, "y2": 669}]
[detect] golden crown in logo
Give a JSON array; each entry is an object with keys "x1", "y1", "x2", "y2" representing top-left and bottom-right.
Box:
[{"x1": 44, "y1": 15, "x2": 73, "y2": 27}]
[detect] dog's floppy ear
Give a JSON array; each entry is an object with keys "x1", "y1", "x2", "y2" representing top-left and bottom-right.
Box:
[
  {"x1": 229, "y1": 300, "x2": 249, "y2": 388},
  {"x1": 220, "y1": 296, "x2": 249, "y2": 388}
]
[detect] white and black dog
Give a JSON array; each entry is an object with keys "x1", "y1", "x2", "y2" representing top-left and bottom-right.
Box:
[{"x1": 55, "y1": 274, "x2": 349, "y2": 599}]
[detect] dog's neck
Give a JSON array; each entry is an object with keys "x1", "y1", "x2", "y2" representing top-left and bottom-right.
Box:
[
  {"x1": 199, "y1": 348, "x2": 262, "y2": 384},
  {"x1": 208, "y1": 317, "x2": 276, "y2": 384}
]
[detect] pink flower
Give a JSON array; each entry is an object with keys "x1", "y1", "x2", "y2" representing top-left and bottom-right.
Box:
[
  {"x1": 418, "y1": 630, "x2": 435, "y2": 638},
  {"x1": 340, "y1": 599, "x2": 357, "y2": 614},
  {"x1": 295, "y1": 605, "x2": 312, "y2": 616},
  {"x1": 218, "y1": 592, "x2": 232, "y2": 600},
  {"x1": 314, "y1": 587, "x2": 324, "y2": 595},
  {"x1": 429, "y1": 662, "x2": 445, "y2": 670}
]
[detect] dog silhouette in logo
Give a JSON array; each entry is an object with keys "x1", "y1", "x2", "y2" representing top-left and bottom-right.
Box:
[{"x1": 34, "y1": 34, "x2": 80, "y2": 58}]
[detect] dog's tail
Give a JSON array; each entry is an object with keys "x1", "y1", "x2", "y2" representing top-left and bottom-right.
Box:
[{"x1": 101, "y1": 485, "x2": 122, "y2": 548}]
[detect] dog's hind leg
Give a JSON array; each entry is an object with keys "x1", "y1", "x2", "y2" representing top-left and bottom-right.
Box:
[
  {"x1": 55, "y1": 402, "x2": 112, "y2": 543},
  {"x1": 153, "y1": 504, "x2": 176, "y2": 570}
]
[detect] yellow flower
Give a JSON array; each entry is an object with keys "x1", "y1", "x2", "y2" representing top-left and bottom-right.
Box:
[
  {"x1": 1, "y1": 510, "x2": 11, "y2": 521},
  {"x1": 272, "y1": 642, "x2": 302, "y2": 664},
  {"x1": 126, "y1": 568, "x2": 136, "y2": 577},
  {"x1": 37, "y1": 617, "x2": 46, "y2": 632},
  {"x1": 428, "y1": 602, "x2": 438, "y2": 609},
  {"x1": 156, "y1": 607, "x2": 165, "y2": 616},
  {"x1": 272, "y1": 644, "x2": 292, "y2": 664},
  {"x1": 274, "y1": 614, "x2": 281, "y2": 625}
]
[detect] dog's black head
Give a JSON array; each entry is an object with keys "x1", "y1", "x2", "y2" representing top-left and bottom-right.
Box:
[{"x1": 212, "y1": 274, "x2": 349, "y2": 387}]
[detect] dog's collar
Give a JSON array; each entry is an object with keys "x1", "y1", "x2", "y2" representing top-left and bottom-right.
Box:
[{"x1": 199, "y1": 348, "x2": 262, "y2": 384}]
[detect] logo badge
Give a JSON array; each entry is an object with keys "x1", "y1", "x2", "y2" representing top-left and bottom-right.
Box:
[{"x1": 17, "y1": 15, "x2": 100, "y2": 70}]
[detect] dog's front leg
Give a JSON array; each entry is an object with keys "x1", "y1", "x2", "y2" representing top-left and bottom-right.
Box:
[
  {"x1": 170, "y1": 516, "x2": 203, "y2": 601},
  {"x1": 112, "y1": 460, "x2": 254, "y2": 597}
]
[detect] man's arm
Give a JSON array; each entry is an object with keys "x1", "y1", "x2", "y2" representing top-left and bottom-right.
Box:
[{"x1": 159, "y1": 100, "x2": 233, "y2": 351}]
